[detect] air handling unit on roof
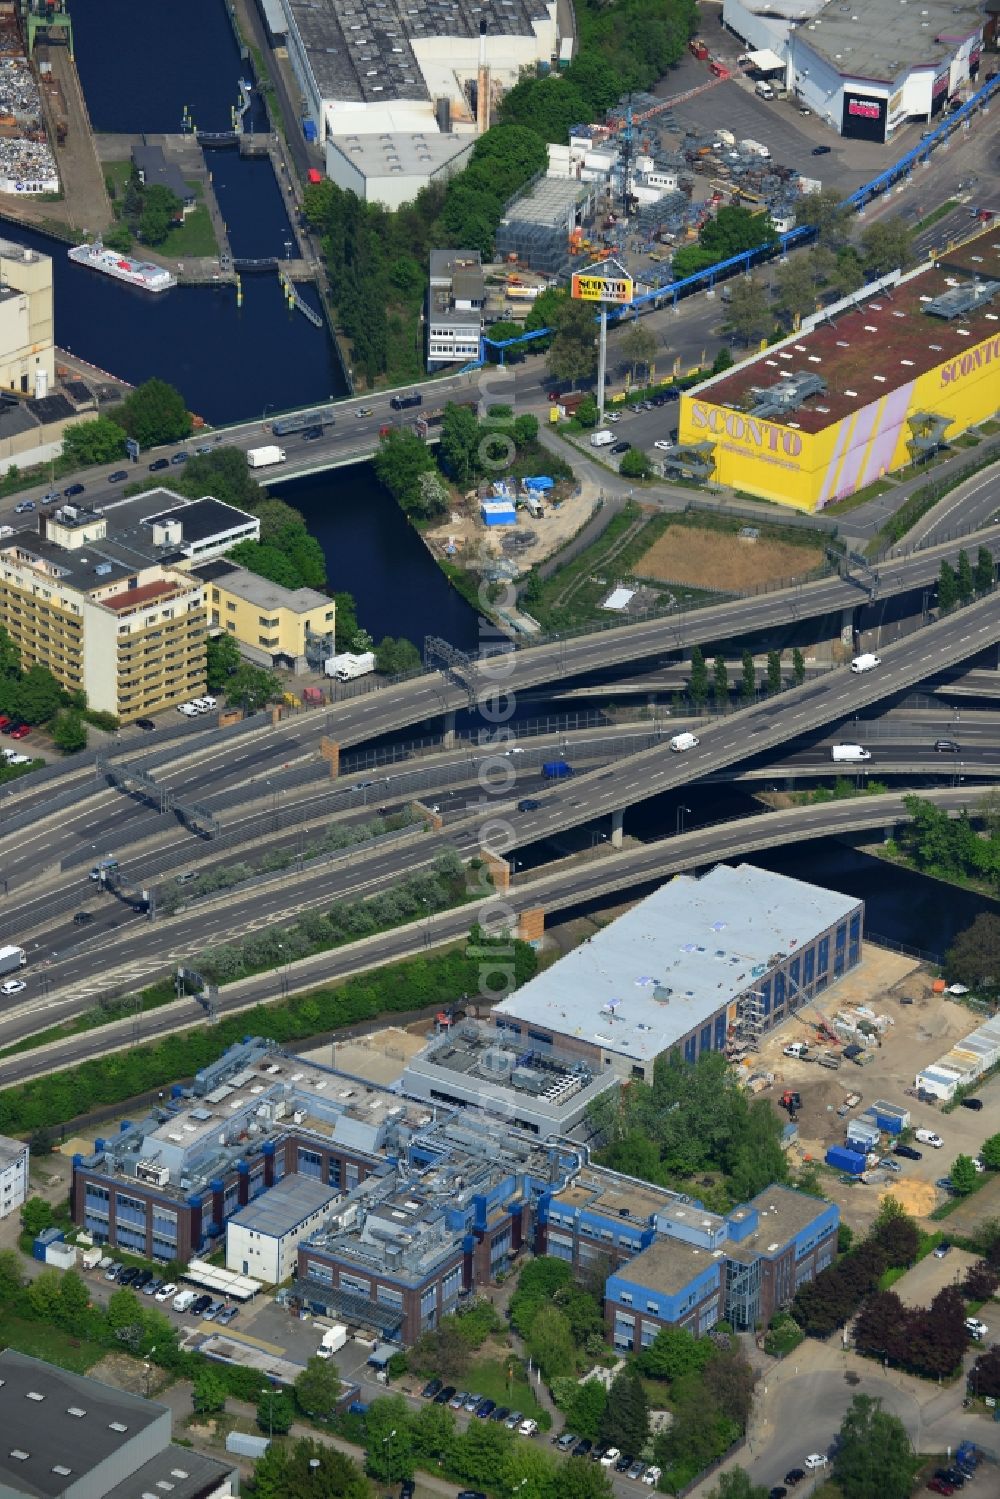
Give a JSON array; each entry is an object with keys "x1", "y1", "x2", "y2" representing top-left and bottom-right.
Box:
[
  {"x1": 746, "y1": 370, "x2": 826, "y2": 420},
  {"x1": 923, "y1": 281, "x2": 1000, "y2": 320},
  {"x1": 150, "y1": 517, "x2": 183, "y2": 547}
]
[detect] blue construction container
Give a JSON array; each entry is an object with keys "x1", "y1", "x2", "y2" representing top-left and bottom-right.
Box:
[
  {"x1": 826, "y1": 1145, "x2": 865, "y2": 1175},
  {"x1": 870, "y1": 1100, "x2": 909, "y2": 1134},
  {"x1": 32, "y1": 1226, "x2": 64, "y2": 1261}
]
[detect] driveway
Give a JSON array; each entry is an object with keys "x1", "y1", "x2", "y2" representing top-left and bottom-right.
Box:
[{"x1": 891, "y1": 1246, "x2": 975, "y2": 1308}]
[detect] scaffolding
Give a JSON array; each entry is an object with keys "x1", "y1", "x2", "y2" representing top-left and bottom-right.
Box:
[{"x1": 733, "y1": 985, "x2": 767, "y2": 1050}]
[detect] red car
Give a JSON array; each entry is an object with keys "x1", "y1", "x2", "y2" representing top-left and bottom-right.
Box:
[
  {"x1": 10, "y1": 724, "x2": 30, "y2": 740},
  {"x1": 0, "y1": 715, "x2": 9, "y2": 730},
  {"x1": 928, "y1": 1480, "x2": 955, "y2": 1496}
]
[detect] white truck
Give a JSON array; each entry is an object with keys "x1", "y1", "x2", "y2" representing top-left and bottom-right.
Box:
[
  {"x1": 316, "y1": 1323, "x2": 349, "y2": 1359},
  {"x1": 831, "y1": 744, "x2": 872, "y2": 763},
  {"x1": 324, "y1": 651, "x2": 376, "y2": 682},
  {"x1": 669, "y1": 732, "x2": 700, "y2": 752},
  {"x1": 740, "y1": 138, "x2": 771, "y2": 159},
  {"x1": 172, "y1": 1289, "x2": 198, "y2": 1313},
  {"x1": 754, "y1": 81, "x2": 775, "y2": 99},
  {"x1": 589, "y1": 429, "x2": 614, "y2": 447},
  {"x1": 0, "y1": 945, "x2": 26, "y2": 977},
  {"x1": 246, "y1": 445, "x2": 287, "y2": 469},
  {"x1": 850, "y1": 652, "x2": 881, "y2": 674},
  {"x1": 79, "y1": 1246, "x2": 103, "y2": 1270}
]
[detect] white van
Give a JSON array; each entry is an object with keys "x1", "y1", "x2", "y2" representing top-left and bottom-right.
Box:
[
  {"x1": 172, "y1": 1289, "x2": 197, "y2": 1312},
  {"x1": 669, "y1": 732, "x2": 699, "y2": 752},
  {"x1": 519, "y1": 1418, "x2": 539, "y2": 1437},
  {"x1": 850, "y1": 653, "x2": 881, "y2": 674},
  {"x1": 589, "y1": 429, "x2": 614, "y2": 447},
  {"x1": 754, "y1": 81, "x2": 774, "y2": 99}
]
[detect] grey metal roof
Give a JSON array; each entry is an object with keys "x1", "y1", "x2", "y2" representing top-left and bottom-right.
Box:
[
  {"x1": 493, "y1": 864, "x2": 861, "y2": 1062},
  {"x1": 0, "y1": 1132, "x2": 26, "y2": 1168},
  {"x1": 228, "y1": 1172, "x2": 339, "y2": 1238},
  {"x1": 792, "y1": 0, "x2": 983, "y2": 83},
  {"x1": 102, "y1": 1446, "x2": 236, "y2": 1499}
]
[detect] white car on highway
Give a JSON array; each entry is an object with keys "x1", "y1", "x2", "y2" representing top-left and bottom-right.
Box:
[{"x1": 1, "y1": 979, "x2": 26, "y2": 996}]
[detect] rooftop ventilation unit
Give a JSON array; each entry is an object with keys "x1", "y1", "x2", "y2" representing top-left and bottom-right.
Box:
[
  {"x1": 923, "y1": 280, "x2": 1000, "y2": 320},
  {"x1": 747, "y1": 369, "x2": 826, "y2": 420}
]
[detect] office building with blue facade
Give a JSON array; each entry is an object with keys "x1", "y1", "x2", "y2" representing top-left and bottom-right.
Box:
[{"x1": 490, "y1": 864, "x2": 864, "y2": 1075}]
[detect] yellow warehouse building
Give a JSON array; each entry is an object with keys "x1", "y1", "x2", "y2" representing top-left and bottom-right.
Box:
[{"x1": 676, "y1": 231, "x2": 1000, "y2": 511}]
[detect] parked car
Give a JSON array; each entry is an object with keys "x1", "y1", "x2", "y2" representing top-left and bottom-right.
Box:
[
  {"x1": 573, "y1": 1439, "x2": 592, "y2": 1458},
  {"x1": 142, "y1": 1276, "x2": 163, "y2": 1296},
  {"x1": 960, "y1": 1097, "x2": 983, "y2": 1110},
  {"x1": 642, "y1": 1468, "x2": 662, "y2": 1487},
  {"x1": 933, "y1": 1241, "x2": 952, "y2": 1258},
  {"x1": 518, "y1": 1419, "x2": 538, "y2": 1437},
  {"x1": 784, "y1": 1471, "x2": 805, "y2": 1487},
  {"x1": 400, "y1": 1481, "x2": 415, "y2": 1499},
  {"x1": 653, "y1": 439, "x2": 674, "y2": 451},
  {"x1": 878, "y1": 1157, "x2": 902, "y2": 1172},
  {"x1": 812, "y1": 145, "x2": 832, "y2": 155},
  {"x1": 217, "y1": 1305, "x2": 239, "y2": 1324},
  {"x1": 64, "y1": 483, "x2": 86, "y2": 497},
  {"x1": 421, "y1": 1378, "x2": 443, "y2": 1400},
  {"x1": 927, "y1": 1479, "x2": 955, "y2": 1495},
  {"x1": 504, "y1": 1411, "x2": 523, "y2": 1430},
  {"x1": 463, "y1": 1393, "x2": 483, "y2": 1413},
  {"x1": 108, "y1": 470, "x2": 128, "y2": 483},
  {"x1": 14, "y1": 500, "x2": 34, "y2": 512},
  {"x1": 203, "y1": 1299, "x2": 225, "y2": 1320},
  {"x1": 803, "y1": 1456, "x2": 828, "y2": 1471},
  {"x1": 135, "y1": 718, "x2": 156, "y2": 731},
  {"x1": 769, "y1": 1489, "x2": 787, "y2": 1499},
  {"x1": 615, "y1": 1454, "x2": 634, "y2": 1472},
  {"x1": 600, "y1": 1448, "x2": 621, "y2": 1467},
  {"x1": 475, "y1": 1399, "x2": 496, "y2": 1420},
  {"x1": 190, "y1": 1294, "x2": 213, "y2": 1315},
  {"x1": 936, "y1": 1178, "x2": 958, "y2": 1192},
  {"x1": 894, "y1": 1143, "x2": 922, "y2": 1159},
  {"x1": 555, "y1": 1433, "x2": 577, "y2": 1452},
  {"x1": 610, "y1": 440, "x2": 631, "y2": 454},
  {"x1": 627, "y1": 1461, "x2": 646, "y2": 1480},
  {"x1": 133, "y1": 1270, "x2": 154, "y2": 1290},
  {"x1": 149, "y1": 458, "x2": 169, "y2": 471},
  {"x1": 490, "y1": 1406, "x2": 510, "y2": 1424},
  {"x1": 915, "y1": 1129, "x2": 944, "y2": 1148},
  {"x1": 449, "y1": 1391, "x2": 468, "y2": 1409},
  {"x1": 966, "y1": 1317, "x2": 989, "y2": 1341},
  {"x1": 433, "y1": 1386, "x2": 455, "y2": 1405},
  {"x1": 104, "y1": 1262, "x2": 122, "y2": 1281},
  {"x1": 10, "y1": 725, "x2": 30, "y2": 740}
]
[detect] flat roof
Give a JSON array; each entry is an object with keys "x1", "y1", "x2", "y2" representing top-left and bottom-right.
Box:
[
  {"x1": 695, "y1": 245, "x2": 1000, "y2": 434},
  {"x1": 493, "y1": 863, "x2": 860, "y2": 1062},
  {"x1": 616, "y1": 1236, "x2": 721, "y2": 1296},
  {"x1": 198, "y1": 561, "x2": 331, "y2": 614},
  {"x1": 104, "y1": 1446, "x2": 235, "y2": 1499},
  {"x1": 330, "y1": 130, "x2": 472, "y2": 178},
  {"x1": 229, "y1": 1173, "x2": 339, "y2": 1238},
  {"x1": 0, "y1": 1133, "x2": 27, "y2": 1167},
  {"x1": 102, "y1": 578, "x2": 188, "y2": 612},
  {"x1": 793, "y1": 0, "x2": 982, "y2": 83},
  {"x1": 553, "y1": 1167, "x2": 682, "y2": 1225},
  {"x1": 501, "y1": 175, "x2": 591, "y2": 228},
  {"x1": 142, "y1": 496, "x2": 258, "y2": 545},
  {"x1": 0, "y1": 1350, "x2": 163, "y2": 1497},
  {"x1": 725, "y1": 1184, "x2": 833, "y2": 1264}
]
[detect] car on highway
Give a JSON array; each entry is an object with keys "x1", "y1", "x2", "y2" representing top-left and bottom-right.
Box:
[
  {"x1": 10, "y1": 725, "x2": 30, "y2": 740},
  {"x1": 934, "y1": 739, "x2": 960, "y2": 752},
  {"x1": 812, "y1": 145, "x2": 832, "y2": 155},
  {"x1": 611, "y1": 440, "x2": 631, "y2": 454},
  {"x1": 960, "y1": 1097, "x2": 983, "y2": 1110},
  {"x1": 0, "y1": 978, "x2": 26, "y2": 995},
  {"x1": 171, "y1": 452, "x2": 189, "y2": 464},
  {"x1": 195, "y1": 444, "x2": 214, "y2": 455},
  {"x1": 64, "y1": 483, "x2": 86, "y2": 497},
  {"x1": 356, "y1": 406, "x2": 373, "y2": 417},
  {"x1": 302, "y1": 426, "x2": 323, "y2": 440},
  {"x1": 149, "y1": 458, "x2": 169, "y2": 471},
  {"x1": 653, "y1": 439, "x2": 674, "y2": 451},
  {"x1": 518, "y1": 798, "x2": 541, "y2": 811},
  {"x1": 108, "y1": 470, "x2": 128, "y2": 483},
  {"x1": 14, "y1": 499, "x2": 34, "y2": 512},
  {"x1": 73, "y1": 911, "x2": 94, "y2": 926},
  {"x1": 893, "y1": 1143, "x2": 922, "y2": 1159}
]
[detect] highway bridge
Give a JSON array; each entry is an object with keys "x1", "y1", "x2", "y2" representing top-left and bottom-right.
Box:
[{"x1": 0, "y1": 783, "x2": 978, "y2": 1087}]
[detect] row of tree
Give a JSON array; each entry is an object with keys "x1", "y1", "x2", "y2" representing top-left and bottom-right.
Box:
[
  {"x1": 0, "y1": 927, "x2": 536, "y2": 1139},
  {"x1": 686, "y1": 646, "x2": 806, "y2": 709},
  {"x1": 855, "y1": 1258, "x2": 998, "y2": 1379},
  {"x1": 589, "y1": 1049, "x2": 789, "y2": 1211},
  {"x1": 938, "y1": 546, "x2": 995, "y2": 610},
  {"x1": 792, "y1": 1200, "x2": 919, "y2": 1338}
]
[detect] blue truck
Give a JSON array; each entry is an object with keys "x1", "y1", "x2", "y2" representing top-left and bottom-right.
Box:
[{"x1": 542, "y1": 760, "x2": 574, "y2": 780}]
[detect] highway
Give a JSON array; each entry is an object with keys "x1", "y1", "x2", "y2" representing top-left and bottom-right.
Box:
[{"x1": 0, "y1": 783, "x2": 981, "y2": 1085}]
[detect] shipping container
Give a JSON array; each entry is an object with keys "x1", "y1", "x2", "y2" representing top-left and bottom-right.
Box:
[
  {"x1": 870, "y1": 1100, "x2": 909, "y2": 1133},
  {"x1": 826, "y1": 1145, "x2": 865, "y2": 1174},
  {"x1": 847, "y1": 1118, "x2": 881, "y2": 1148},
  {"x1": 33, "y1": 1226, "x2": 64, "y2": 1261}
]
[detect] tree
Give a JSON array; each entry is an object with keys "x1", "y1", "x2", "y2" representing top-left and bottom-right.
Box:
[
  {"x1": 26, "y1": 1268, "x2": 63, "y2": 1321},
  {"x1": 703, "y1": 1345, "x2": 755, "y2": 1429},
  {"x1": 767, "y1": 650, "x2": 782, "y2": 695},
  {"x1": 598, "y1": 1369, "x2": 648, "y2": 1455},
  {"x1": 576, "y1": 396, "x2": 599, "y2": 429},
  {"x1": 51, "y1": 709, "x2": 87, "y2": 754},
  {"x1": 980, "y1": 1133, "x2": 1000, "y2": 1171},
  {"x1": 224, "y1": 664, "x2": 281, "y2": 713},
  {"x1": 485, "y1": 320, "x2": 525, "y2": 363},
  {"x1": 0, "y1": 1249, "x2": 23, "y2": 1304},
  {"x1": 206, "y1": 632, "x2": 242, "y2": 690},
  {"x1": 774, "y1": 256, "x2": 820, "y2": 322},
  {"x1": 439, "y1": 401, "x2": 481, "y2": 484},
  {"x1": 860, "y1": 217, "x2": 914, "y2": 277},
  {"x1": 374, "y1": 636, "x2": 422, "y2": 676},
  {"x1": 722, "y1": 278, "x2": 772, "y2": 344},
  {"x1": 510, "y1": 1256, "x2": 573, "y2": 1335},
  {"x1": 834, "y1": 1394, "x2": 914, "y2": 1499},
  {"x1": 619, "y1": 320, "x2": 657, "y2": 382},
  {"x1": 547, "y1": 298, "x2": 597, "y2": 387},
  {"x1": 0, "y1": 624, "x2": 19, "y2": 680},
  {"x1": 410, "y1": 1400, "x2": 456, "y2": 1467},
  {"x1": 795, "y1": 188, "x2": 852, "y2": 249},
  {"x1": 62, "y1": 416, "x2": 128, "y2": 467},
  {"x1": 712, "y1": 346, "x2": 734, "y2": 375},
  {"x1": 364, "y1": 1395, "x2": 414, "y2": 1482},
  {"x1": 56, "y1": 1269, "x2": 90, "y2": 1327},
  {"x1": 713, "y1": 655, "x2": 729, "y2": 709},
  {"x1": 975, "y1": 545, "x2": 994, "y2": 595},
  {"x1": 947, "y1": 914, "x2": 1000, "y2": 992},
  {"x1": 957, "y1": 549, "x2": 975, "y2": 606},
  {"x1": 563, "y1": 1376, "x2": 608, "y2": 1440},
  {"x1": 740, "y1": 648, "x2": 756, "y2": 704},
  {"x1": 700, "y1": 206, "x2": 777, "y2": 260},
  {"x1": 256, "y1": 1388, "x2": 295, "y2": 1436},
  {"x1": 192, "y1": 1368, "x2": 227, "y2": 1414},
  {"x1": 964, "y1": 1259, "x2": 999, "y2": 1302},
  {"x1": 792, "y1": 647, "x2": 806, "y2": 685},
  {"x1": 951, "y1": 1153, "x2": 979, "y2": 1196},
  {"x1": 138, "y1": 184, "x2": 182, "y2": 246},
  {"x1": 636, "y1": 1325, "x2": 713, "y2": 1381},
  {"x1": 937, "y1": 558, "x2": 958, "y2": 611},
  {"x1": 688, "y1": 645, "x2": 709, "y2": 707},
  {"x1": 20, "y1": 1196, "x2": 54, "y2": 1236},
  {"x1": 103, "y1": 222, "x2": 133, "y2": 254},
  {"x1": 373, "y1": 428, "x2": 437, "y2": 510},
  {"x1": 293, "y1": 1355, "x2": 344, "y2": 1420},
  {"x1": 553, "y1": 1457, "x2": 615, "y2": 1499},
  {"x1": 14, "y1": 663, "x2": 64, "y2": 724},
  {"x1": 114, "y1": 378, "x2": 191, "y2": 447},
  {"x1": 619, "y1": 448, "x2": 653, "y2": 479},
  {"x1": 527, "y1": 1303, "x2": 576, "y2": 1379},
  {"x1": 249, "y1": 1438, "x2": 370, "y2": 1499},
  {"x1": 182, "y1": 449, "x2": 263, "y2": 513},
  {"x1": 707, "y1": 1471, "x2": 769, "y2": 1499}
]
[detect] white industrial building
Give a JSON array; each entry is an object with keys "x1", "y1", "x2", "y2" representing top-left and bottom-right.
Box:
[
  {"x1": 722, "y1": 0, "x2": 986, "y2": 140},
  {"x1": 278, "y1": 0, "x2": 564, "y2": 204},
  {"x1": 916, "y1": 1014, "x2": 1000, "y2": 1101},
  {"x1": 427, "y1": 248, "x2": 484, "y2": 367},
  {"x1": 0, "y1": 1134, "x2": 28, "y2": 1220},
  {"x1": 226, "y1": 1173, "x2": 340, "y2": 1285}
]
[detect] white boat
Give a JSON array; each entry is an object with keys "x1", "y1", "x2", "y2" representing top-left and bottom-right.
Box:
[{"x1": 67, "y1": 240, "x2": 175, "y2": 293}]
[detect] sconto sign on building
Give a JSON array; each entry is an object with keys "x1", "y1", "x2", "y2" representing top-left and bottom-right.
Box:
[
  {"x1": 841, "y1": 90, "x2": 888, "y2": 141},
  {"x1": 571, "y1": 268, "x2": 635, "y2": 304}
]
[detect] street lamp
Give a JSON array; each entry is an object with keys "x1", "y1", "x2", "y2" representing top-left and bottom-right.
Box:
[
  {"x1": 382, "y1": 1428, "x2": 397, "y2": 1478},
  {"x1": 676, "y1": 804, "x2": 691, "y2": 835},
  {"x1": 261, "y1": 1385, "x2": 274, "y2": 1440}
]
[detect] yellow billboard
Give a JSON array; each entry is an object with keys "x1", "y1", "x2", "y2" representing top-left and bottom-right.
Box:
[
  {"x1": 678, "y1": 327, "x2": 1000, "y2": 510},
  {"x1": 571, "y1": 269, "x2": 634, "y2": 304}
]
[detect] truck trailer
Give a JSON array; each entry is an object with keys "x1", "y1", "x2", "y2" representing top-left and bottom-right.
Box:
[
  {"x1": 0, "y1": 945, "x2": 26, "y2": 976},
  {"x1": 246, "y1": 446, "x2": 287, "y2": 469},
  {"x1": 323, "y1": 651, "x2": 376, "y2": 682}
]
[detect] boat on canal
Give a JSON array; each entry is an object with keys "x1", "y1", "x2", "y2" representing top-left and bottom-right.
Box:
[{"x1": 67, "y1": 240, "x2": 175, "y2": 293}]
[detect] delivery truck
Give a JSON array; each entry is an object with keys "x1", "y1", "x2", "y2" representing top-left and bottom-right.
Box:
[
  {"x1": 0, "y1": 945, "x2": 26, "y2": 976},
  {"x1": 850, "y1": 652, "x2": 881, "y2": 674},
  {"x1": 246, "y1": 446, "x2": 287, "y2": 469},
  {"x1": 831, "y1": 744, "x2": 871, "y2": 762},
  {"x1": 669, "y1": 732, "x2": 700, "y2": 752},
  {"x1": 324, "y1": 651, "x2": 375, "y2": 682},
  {"x1": 589, "y1": 429, "x2": 614, "y2": 447},
  {"x1": 390, "y1": 390, "x2": 422, "y2": 411},
  {"x1": 316, "y1": 1323, "x2": 349, "y2": 1359}
]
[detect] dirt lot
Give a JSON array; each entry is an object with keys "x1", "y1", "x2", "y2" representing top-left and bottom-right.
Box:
[
  {"x1": 756, "y1": 946, "x2": 995, "y2": 1234},
  {"x1": 635, "y1": 523, "x2": 824, "y2": 590}
]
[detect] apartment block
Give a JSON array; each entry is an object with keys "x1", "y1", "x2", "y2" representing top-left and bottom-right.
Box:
[
  {"x1": 0, "y1": 1133, "x2": 28, "y2": 1220},
  {"x1": 427, "y1": 249, "x2": 484, "y2": 369}
]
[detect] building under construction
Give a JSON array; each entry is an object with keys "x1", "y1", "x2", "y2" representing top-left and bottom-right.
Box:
[
  {"x1": 491, "y1": 863, "x2": 864, "y2": 1075},
  {"x1": 494, "y1": 174, "x2": 601, "y2": 278}
]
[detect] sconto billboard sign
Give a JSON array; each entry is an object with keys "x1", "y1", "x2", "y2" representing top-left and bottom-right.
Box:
[
  {"x1": 571, "y1": 266, "x2": 634, "y2": 304},
  {"x1": 841, "y1": 91, "x2": 887, "y2": 141}
]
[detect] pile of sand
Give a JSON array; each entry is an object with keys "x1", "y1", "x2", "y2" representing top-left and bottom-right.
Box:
[{"x1": 879, "y1": 1180, "x2": 938, "y2": 1218}]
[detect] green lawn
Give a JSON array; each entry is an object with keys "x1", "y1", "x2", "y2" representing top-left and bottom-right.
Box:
[
  {"x1": 464, "y1": 1356, "x2": 547, "y2": 1421},
  {"x1": 159, "y1": 193, "x2": 219, "y2": 258},
  {"x1": 0, "y1": 1311, "x2": 105, "y2": 1373},
  {"x1": 102, "y1": 159, "x2": 133, "y2": 199}
]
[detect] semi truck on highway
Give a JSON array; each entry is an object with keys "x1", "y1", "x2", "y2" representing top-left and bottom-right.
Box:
[
  {"x1": 246, "y1": 446, "x2": 287, "y2": 469},
  {"x1": 324, "y1": 651, "x2": 375, "y2": 682},
  {"x1": 390, "y1": 391, "x2": 422, "y2": 411},
  {"x1": 831, "y1": 744, "x2": 871, "y2": 762},
  {"x1": 850, "y1": 653, "x2": 881, "y2": 673},
  {"x1": 0, "y1": 945, "x2": 26, "y2": 976},
  {"x1": 272, "y1": 407, "x2": 335, "y2": 437}
]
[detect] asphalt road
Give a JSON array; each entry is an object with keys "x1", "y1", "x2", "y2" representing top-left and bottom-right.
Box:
[{"x1": 0, "y1": 783, "x2": 982, "y2": 1081}]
